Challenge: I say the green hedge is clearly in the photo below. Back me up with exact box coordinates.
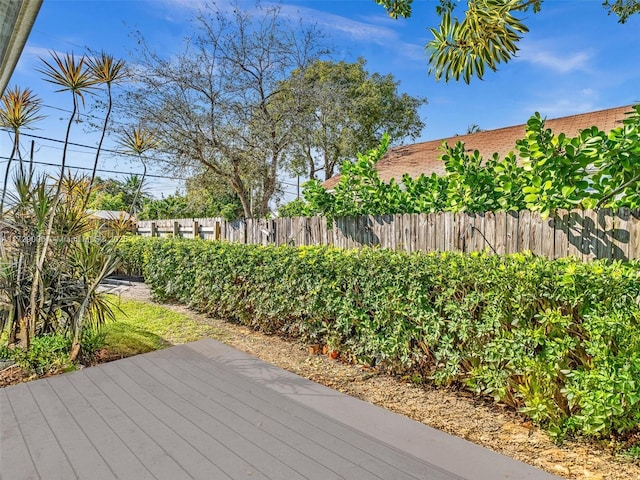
[117,236,640,439]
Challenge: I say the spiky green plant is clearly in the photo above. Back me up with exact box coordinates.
[0,171,119,356]
[85,52,127,193]
[118,126,159,215]
[0,51,122,360]
[23,53,99,347]
[0,86,44,213]
[38,52,98,189]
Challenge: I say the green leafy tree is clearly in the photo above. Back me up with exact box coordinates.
[138,171,243,221]
[375,0,639,83]
[89,191,128,211]
[282,58,425,180]
[88,175,152,213]
[277,198,308,218]
[138,195,189,220]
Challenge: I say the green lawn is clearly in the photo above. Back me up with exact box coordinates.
[101,297,222,358]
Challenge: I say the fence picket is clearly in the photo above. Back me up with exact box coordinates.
[135,209,640,260]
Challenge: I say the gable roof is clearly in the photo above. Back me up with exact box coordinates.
[323,105,634,190]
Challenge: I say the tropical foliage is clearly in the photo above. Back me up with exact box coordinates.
[289,105,640,220]
[137,171,243,221]
[88,175,151,213]
[0,172,120,359]
[0,51,132,360]
[375,0,639,83]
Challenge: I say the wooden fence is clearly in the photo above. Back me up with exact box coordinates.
[135,208,640,261]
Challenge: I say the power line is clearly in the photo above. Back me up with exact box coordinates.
[1,130,322,188]
[40,103,132,128]
[0,129,176,166]
[0,155,186,181]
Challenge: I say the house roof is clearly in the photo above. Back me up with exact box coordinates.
[0,0,42,97]
[323,105,634,190]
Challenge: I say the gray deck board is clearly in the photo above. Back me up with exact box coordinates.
[154,346,446,480]
[0,388,39,480]
[132,352,420,480]
[82,364,229,480]
[3,383,76,479]
[64,370,194,480]
[47,375,156,480]
[122,356,330,480]
[1,339,560,480]
[27,379,115,480]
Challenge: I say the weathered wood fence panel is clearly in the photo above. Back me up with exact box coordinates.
[135,209,640,261]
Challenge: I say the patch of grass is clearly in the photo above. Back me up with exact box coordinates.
[101,297,221,358]
[622,445,640,460]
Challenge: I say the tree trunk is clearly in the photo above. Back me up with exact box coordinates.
[230,173,252,219]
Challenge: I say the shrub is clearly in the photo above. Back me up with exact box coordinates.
[117,236,640,440]
[0,329,107,375]
[0,335,73,376]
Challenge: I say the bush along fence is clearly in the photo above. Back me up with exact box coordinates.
[117,236,640,440]
[136,208,640,261]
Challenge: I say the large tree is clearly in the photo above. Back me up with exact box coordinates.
[282,58,425,180]
[123,2,327,218]
[375,0,639,83]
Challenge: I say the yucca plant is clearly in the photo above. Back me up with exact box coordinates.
[38,52,98,189]
[85,52,127,194]
[0,171,119,356]
[0,86,44,213]
[0,51,123,362]
[118,126,158,215]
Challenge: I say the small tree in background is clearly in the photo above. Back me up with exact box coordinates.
[124,2,329,218]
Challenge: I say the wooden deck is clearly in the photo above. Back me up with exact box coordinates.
[0,339,559,479]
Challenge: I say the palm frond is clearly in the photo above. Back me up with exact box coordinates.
[0,86,45,130]
[86,52,127,86]
[38,51,99,104]
[118,126,159,155]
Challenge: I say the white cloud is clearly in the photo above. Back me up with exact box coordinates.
[13,46,68,75]
[277,4,397,42]
[142,1,425,65]
[276,4,426,64]
[515,41,592,74]
[397,42,427,63]
[520,81,604,118]
[22,45,67,60]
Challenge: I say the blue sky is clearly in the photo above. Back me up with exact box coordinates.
[4,0,640,200]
